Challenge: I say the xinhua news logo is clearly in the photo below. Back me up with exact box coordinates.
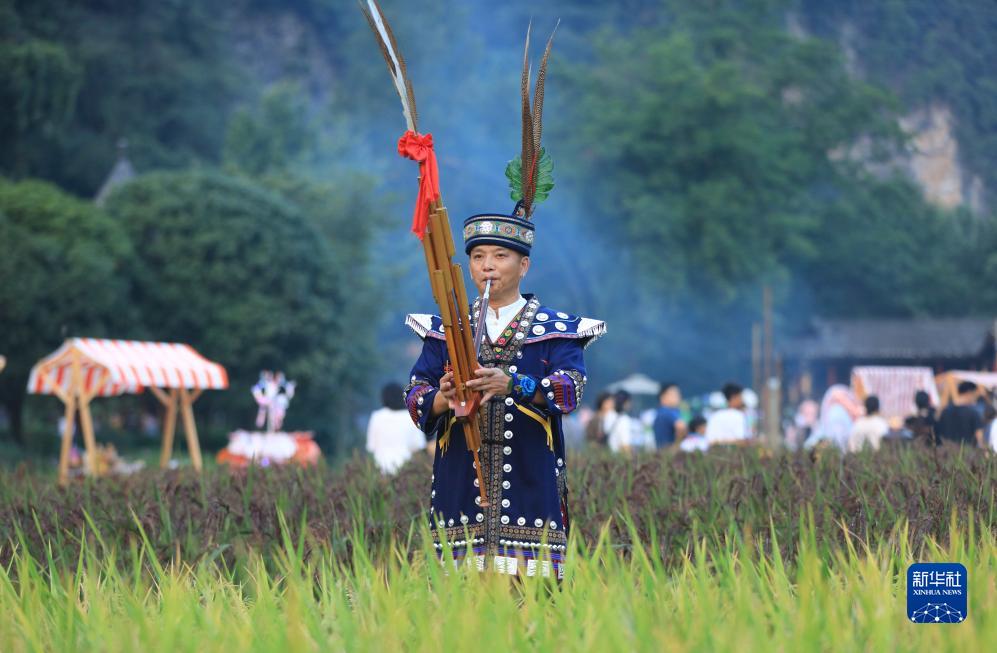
[907,563,968,624]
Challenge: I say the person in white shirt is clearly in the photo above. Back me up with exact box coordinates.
[705,383,750,444]
[607,390,637,453]
[847,395,890,453]
[366,382,427,474]
[986,408,997,452]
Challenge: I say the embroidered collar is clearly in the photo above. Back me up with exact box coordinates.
[473,294,541,364]
[484,295,526,342]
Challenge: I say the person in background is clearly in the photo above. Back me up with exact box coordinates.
[607,390,637,454]
[788,399,819,449]
[804,385,864,451]
[585,391,614,448]
[848,395,890,453]
[705,383,749,444]
[562,404,587,451]
[985,404,997,453]
[365,382,426,474]
[741,388,760,437]
[983,404,997,451]
[653,382,687,449]
[882,415,913,446]
[704,391,726,421]
[936,381,985,448]
[678,415,709,452]
[904,390,937,447]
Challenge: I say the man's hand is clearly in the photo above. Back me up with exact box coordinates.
[466,367,511,403]
[431,372,457,416]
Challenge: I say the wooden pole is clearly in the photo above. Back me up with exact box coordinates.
[57,391,77,486]
[992,319,997,371]
[42,355,82,485]
[78,392,99,477]
[761,286,775,440]
[751,322,762,397]
[179,387,203,472]
[768,354,784,447]
[158,388,179,469]
[69,348,98,476]
[39,368,70,405]
[763,286,773,384]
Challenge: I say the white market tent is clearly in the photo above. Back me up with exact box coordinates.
[27,338,228,484]
[606,373,661,396]
[850,365,939,419]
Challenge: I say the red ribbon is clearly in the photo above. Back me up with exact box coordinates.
[397,130,441,239]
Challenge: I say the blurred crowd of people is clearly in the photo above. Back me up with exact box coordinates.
[794,380,996,453]
[366,377,997,474]
[579,382,760,454]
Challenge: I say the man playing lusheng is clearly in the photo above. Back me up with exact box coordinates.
[401,27,604,576]
[404,219,604,577]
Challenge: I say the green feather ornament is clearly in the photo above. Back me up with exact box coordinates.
[505,148,554,205]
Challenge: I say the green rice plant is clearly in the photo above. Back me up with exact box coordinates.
[0,512,993,652]
[1,445,994,573]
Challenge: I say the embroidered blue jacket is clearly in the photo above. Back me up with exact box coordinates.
[404,294,605,567]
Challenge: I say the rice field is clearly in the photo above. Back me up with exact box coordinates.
[1,445,994,651]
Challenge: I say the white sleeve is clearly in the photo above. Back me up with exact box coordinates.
[409,421,426,453]
[607,417,627,450]
[622,417,635,446]
[846,423,861,453]
[365,411,379,454]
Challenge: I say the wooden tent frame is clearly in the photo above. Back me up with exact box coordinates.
[31,347,208,485]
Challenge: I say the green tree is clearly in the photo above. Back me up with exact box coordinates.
[1,0,241,195]
[0,178,135,443]
[560,1,898,299]
[221,82,388,447]
[0,39,82,176]
[798,177,995,318]
[800,0,997,209]
[224,83,313,179]
[104,170,368,450]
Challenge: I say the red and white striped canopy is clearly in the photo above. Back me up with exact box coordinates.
[851,366,939,419]
[27,338,228,398]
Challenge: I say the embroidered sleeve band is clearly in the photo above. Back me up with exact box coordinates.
[405,381,439,433]
[508,373,538,405]
[540,369,585,415]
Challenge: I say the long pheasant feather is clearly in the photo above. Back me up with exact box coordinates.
[520,23,535,215]
[506,22,558,216]
[360,0,417,132]
[371,0,418,130]
[531,22,558,157]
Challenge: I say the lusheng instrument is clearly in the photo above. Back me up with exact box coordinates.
[360,0,490,506]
